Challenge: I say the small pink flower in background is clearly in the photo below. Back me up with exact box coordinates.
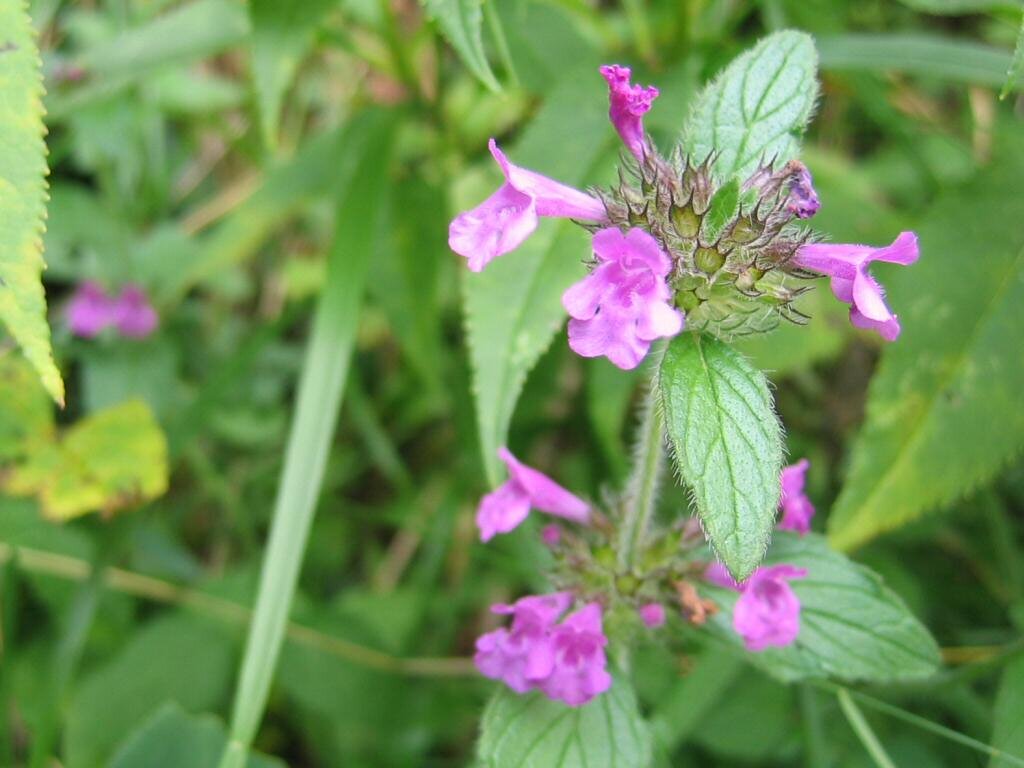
[785,162,820,219]
[778,458,815,535]
[638,603,665,629]
[563,227,684,370]
[449,139,607,272]
[600,64,659,162]
[704,562,807,651]
[476,447,589,542]
[793,231,919,341]
[66,281,158,340]
[541,524,562,547]
[475,595,612,706]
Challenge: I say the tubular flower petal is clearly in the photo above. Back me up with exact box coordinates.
[475,447,589,542]
[793,231,919,341]
[449,139,607,271]
[778,458,815,535]
[733,565,807,652]
[564,227,683,370]
[600,64,659,161]
[785,162,820,219]
[539,603,613,706]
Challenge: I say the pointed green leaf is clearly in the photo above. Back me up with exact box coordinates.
[990,655,1024,768]
[827,139,1024,551]
[706,533,941,683]
[1001,10,1024,100]
[684,30,818,181]
[0,1,63,404]
[422,0,500,92]
[250,0,336,151]
[477,679,652,768]
[659,333,783,581]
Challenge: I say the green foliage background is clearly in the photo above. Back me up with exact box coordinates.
[0,0,1023,765]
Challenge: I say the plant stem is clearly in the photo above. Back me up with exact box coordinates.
[619,356,666,571]
[836,688,897,768]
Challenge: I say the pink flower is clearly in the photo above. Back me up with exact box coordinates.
[704,561,738,589]
[638,603,665,629]
[778,459,814,535]
[476,448,589,542]
[449,139,607,272]
[66,281,116,338]
[600,64,659,162]
[474,596,612,707]
[539,604,613,706]
[563,228,684,370]
[785,162,820,219]
[475,593,572,693]
[112,285,158,338]
[705,562,807,651]
[793,232,919,341]
[541,524,562,547]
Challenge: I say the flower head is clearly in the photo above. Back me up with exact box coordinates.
[733,565,807,652]
[539,603,613,706]
[66,281,116,338]
[793,232,919,341]
[563,228,684,370]
[778,458,814,535]
[639,603,666,629]
[449,139,607,272]
[476,447,589,542]
[600,65,659,162]
[113,285,158,338]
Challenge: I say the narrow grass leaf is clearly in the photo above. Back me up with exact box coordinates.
[422,0,501,91]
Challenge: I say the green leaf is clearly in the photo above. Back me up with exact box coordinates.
[897,0,1019,12]
[705,533,941,683]
[827,140,1024,551]
[5,399,169,521]
[65,615,235,768]
[463,71,614,484]
[658,333,783,581]
[818,34,1020,91]
[0,1,64,405]
[0,352,55,461]
[684,30,818,181]
[110,703,283,768]
[1001,10,1024,100]
[250,0,336,151]
[990,655,1024,768]
[477,679,652,768]
[422,0,500,92]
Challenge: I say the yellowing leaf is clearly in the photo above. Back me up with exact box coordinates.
[0,351,55,460]
[6,400,169,521]
[0,1,64,404]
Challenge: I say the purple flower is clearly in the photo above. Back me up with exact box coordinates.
[541,524,562,547]
[704,562,807,651]
[476,447,589,542]
[475,593,572,693]
[785,162,820,219]
[600,64,659,162]
[66,281,116,338]
[112,285,158,338]
[563,227,684,370]
[539,603,613,706]
[449,139,607,272]
[638,603,665,629]
[778,459,814,535]
[704,561,738,590]
[793,232,919,341]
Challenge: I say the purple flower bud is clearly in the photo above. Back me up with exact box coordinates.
[449,139,607,272]
[476,447,589,542]
[112,284,158,338]
[778,458,814,535]
[639,602,665,629]
[66,281,116,338]
[563,227,684,370]
[600,64,659,162]
[793,231,919,341]
[541,524,562,547]
[539,603,613,707]
[785,162,820,219]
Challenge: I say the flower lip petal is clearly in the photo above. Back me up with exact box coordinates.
[448,183,538,271]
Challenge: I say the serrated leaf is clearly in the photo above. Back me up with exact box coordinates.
[110,703,283,768]
[1001,10,1024,100]
[463,71,614,484]
[659,333,783,581]
[477,679,652,768]
[684,30,818,181]
[701,177,740,244]
[990,655,1024,768]
[5,399,168,521]
[422,0,500,92]
[705,533,941,683]
[0,351,54,460]
[827,139,1024,551]
[0,1,64,404]
[250,0,336,151]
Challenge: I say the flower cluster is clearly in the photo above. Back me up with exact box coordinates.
[449,65,920,370]
[66,281,158,340]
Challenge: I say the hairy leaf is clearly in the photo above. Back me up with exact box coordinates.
[828,141,1024,551]
[991,655,1024,768]
[0,2,64,404]
[477,679,652,767]
[422,0,500,92]
[659,333,783,581]
[706,533,941,682]
[463,70,614,484]
[685,30,818,181]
